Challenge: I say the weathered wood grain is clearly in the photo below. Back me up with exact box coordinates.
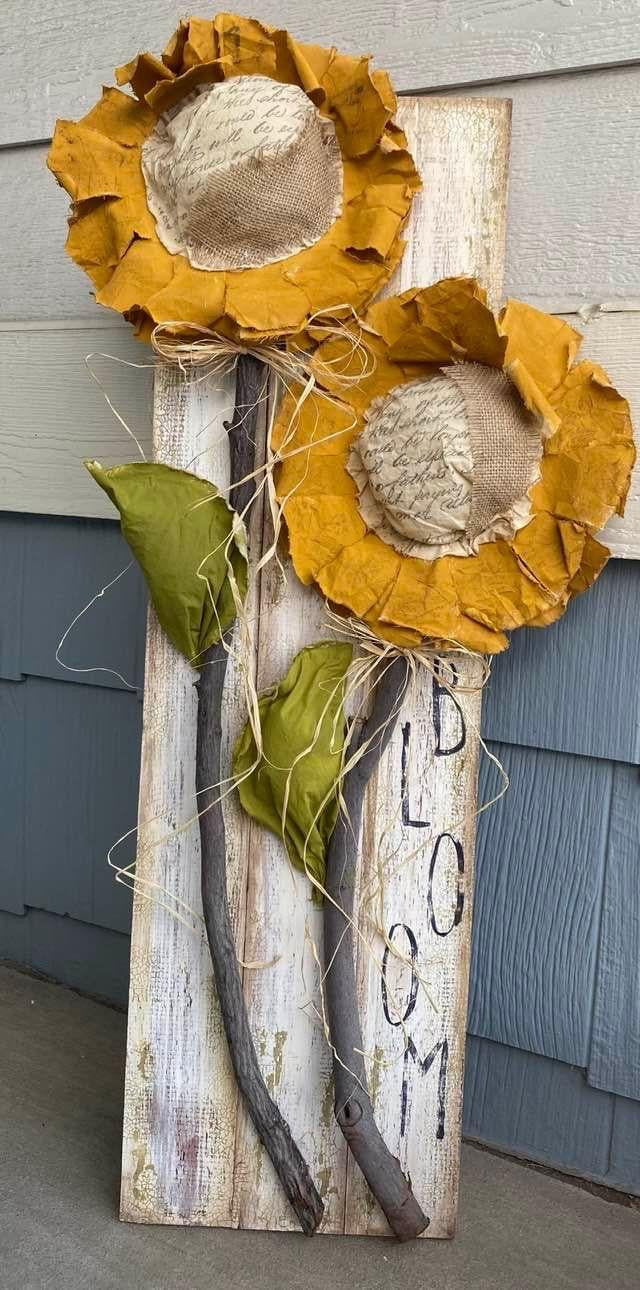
[120,364,260,1224]
[234,94,508,1238]
[3,0,640,146]
[121,94,509,1235]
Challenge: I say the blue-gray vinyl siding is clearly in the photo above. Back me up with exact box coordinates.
[1,511,639,1190]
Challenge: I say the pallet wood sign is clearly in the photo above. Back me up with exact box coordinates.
[47,9,636,1242]
[119,94,511,1236]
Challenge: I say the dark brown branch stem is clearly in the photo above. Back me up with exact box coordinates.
[196,353,323,1235]
[324,656,430,1241]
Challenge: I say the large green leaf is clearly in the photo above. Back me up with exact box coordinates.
[233,642,353,892]
[86,460,247,663]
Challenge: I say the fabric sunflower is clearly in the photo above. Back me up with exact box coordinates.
[47,12,421,342]
[274,277,635,653]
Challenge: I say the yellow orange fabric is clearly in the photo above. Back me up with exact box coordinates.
[274,278,635,653]
[47,13,421,342]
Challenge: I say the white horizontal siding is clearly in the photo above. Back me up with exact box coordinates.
[2,0,640,145]
[0,325,153,517]
[0,15,638,547]
[3,310,636,556]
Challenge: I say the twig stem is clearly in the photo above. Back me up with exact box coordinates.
[196,353,324,1235]
[324,656,430,1240]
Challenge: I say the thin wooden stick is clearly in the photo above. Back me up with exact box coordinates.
[196,354,324,1236]
[324,655,430,1240]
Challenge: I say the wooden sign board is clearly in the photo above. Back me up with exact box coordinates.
[120,95,511,1236]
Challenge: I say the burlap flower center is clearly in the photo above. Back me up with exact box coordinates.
[347,366,545,560]
[141,75,343,272]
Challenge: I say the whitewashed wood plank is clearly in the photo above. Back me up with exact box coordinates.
[120,364,262,1224]
[220,93,510,1238]
[230,551,349,1234]
[9,67,640,327]
[0,325,152,517]
[342,95,507,1238]
[344,660,483,1236]
[121,93,509,1235]
[3,0,640,145]
[231,95,509,1236]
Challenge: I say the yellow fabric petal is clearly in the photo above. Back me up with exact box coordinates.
[451,540,555,633]
[80,87,156,146]
[413,279,506,367]
[285,494,366,584]
[283,35,327,105]
[182,17,218,67]
[48,121,142,201]
[145,61,226,113]
[501,300,582,397]
[213,12,278,77]
[161,20,191,71]
[274,389,356,460]
[225,265,310,336]
[531,361,635,527]
[381,556,509,653]
[66,196,154,268]
[512,513,585,598]
[566,532,610,595]
[320,52,394,157]
[507,358,560,432]
[526,534,610,627]
[96,238,175,316]
[315,533,402,620]
[389,323,465,364]
[143,261,227,328]
[116,52,173,101]
[345,196,410,263]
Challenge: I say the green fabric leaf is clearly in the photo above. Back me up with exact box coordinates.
[86,460,247,663]
[233,642,353,893]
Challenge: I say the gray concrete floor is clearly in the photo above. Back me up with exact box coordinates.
[1,965,638,1290]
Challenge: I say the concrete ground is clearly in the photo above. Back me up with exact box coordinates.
[1,965,638,1290]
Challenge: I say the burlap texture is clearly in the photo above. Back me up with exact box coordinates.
[142,75,343,272]
[448,362,542,541]
[347,366,544,561]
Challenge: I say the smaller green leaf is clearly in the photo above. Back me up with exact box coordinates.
[233,642,353,894]
[86,460,247,663]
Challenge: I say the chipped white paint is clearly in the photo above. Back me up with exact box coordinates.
[121,365,259,1223]
[121,95,510,1234]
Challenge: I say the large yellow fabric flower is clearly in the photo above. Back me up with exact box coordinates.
[274,278,635,653]
[47,12,420,342]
